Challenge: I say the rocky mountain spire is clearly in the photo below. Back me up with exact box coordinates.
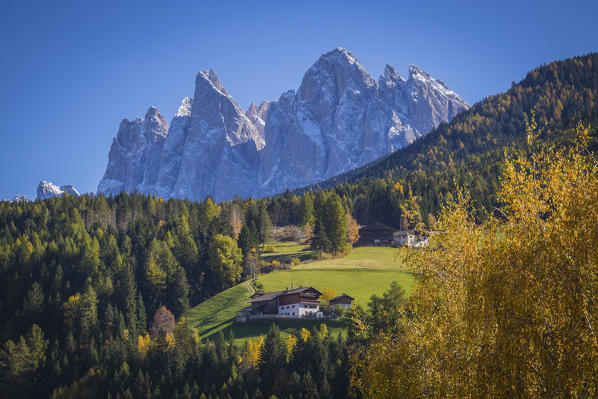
[246,101,270,137]
[97,106,168,196]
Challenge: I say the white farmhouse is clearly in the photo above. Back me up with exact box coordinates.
[393,229,429,248]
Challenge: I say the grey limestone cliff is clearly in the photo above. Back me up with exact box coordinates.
[98,48,469,201]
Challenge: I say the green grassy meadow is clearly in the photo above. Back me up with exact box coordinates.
[294,246,404,270]
[260,241,315,263]
[185,283,251,340]
[185,245,415,344]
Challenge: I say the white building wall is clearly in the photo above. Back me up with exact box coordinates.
[278,303,319,318]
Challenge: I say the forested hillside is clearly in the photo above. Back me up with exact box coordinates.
[0,189,357,398]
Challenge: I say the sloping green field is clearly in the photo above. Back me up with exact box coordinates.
[260,241,315,263]
[185,246,414,344]
[185,282,252,340]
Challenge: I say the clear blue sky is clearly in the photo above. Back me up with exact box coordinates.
[1,0,596,199]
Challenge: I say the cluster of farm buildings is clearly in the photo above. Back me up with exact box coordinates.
[356,222,429,248]
[236,286,353,323]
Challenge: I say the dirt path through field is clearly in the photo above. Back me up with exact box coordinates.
[243,280,255,296]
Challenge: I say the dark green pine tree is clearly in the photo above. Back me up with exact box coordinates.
[325,194,347,254]
[300,372,318,399]
[137,292,147,332]
[257,203,272,248]
[168,265,190,316]
[310,217,331,254]
[259,324,286,396]
[172,216,199,273]
[237,221,259,256]
[299,193,315,227]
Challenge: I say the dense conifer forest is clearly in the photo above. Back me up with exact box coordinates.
[1,53,597,398]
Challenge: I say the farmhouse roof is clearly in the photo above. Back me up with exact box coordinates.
[249,286,323,303]
[394,229,416,235]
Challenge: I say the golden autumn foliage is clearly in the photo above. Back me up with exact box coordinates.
[164,333,175,350]
[244,335,265,367]
[318,323,329,340]
[137,334,150,358]
[320,288,338,308]
[351,123,598,398]
[286,334,297,356]
[345,212,360,244]
[300,328,311,343]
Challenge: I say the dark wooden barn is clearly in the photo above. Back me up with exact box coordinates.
[356,222,397,246]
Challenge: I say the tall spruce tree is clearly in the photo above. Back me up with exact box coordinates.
[260,324,286,396]
[326,195,347,254]
[299,193,315,227]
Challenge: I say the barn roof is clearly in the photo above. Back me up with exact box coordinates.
[329,294,354,302]
[359,222,396,232]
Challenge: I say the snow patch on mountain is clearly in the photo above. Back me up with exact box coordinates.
[37,181,80,200]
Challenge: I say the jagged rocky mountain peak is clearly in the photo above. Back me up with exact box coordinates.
[175,97,194,117]
[257,101,270,114]
[246,101,258,115]
[37,180,80,200]
[324,47,360,65]
[38,181,61,199]
[406,64,451,91]
[145,105,159,117]
[197,68,225,93]
[60,185,80,196]
[300,47,376,98]
[208,68,219,84]
[98,48,469,201]
[10,195,28,202]
[144,106,169,141]
[245,101,270,136]
[381,64,404,84]
[246,101,270,118]
[408,64,427,78]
